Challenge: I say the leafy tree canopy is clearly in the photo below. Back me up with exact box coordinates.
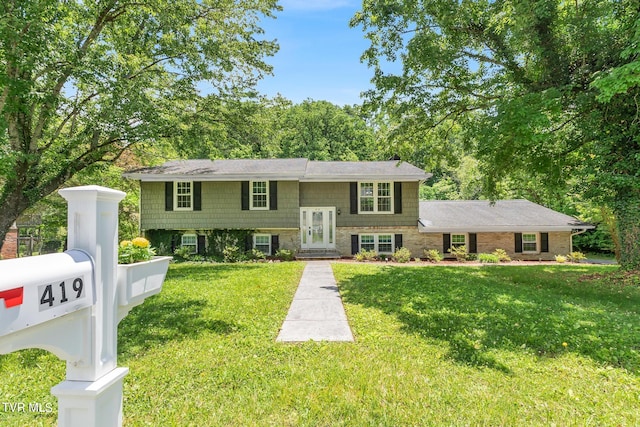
[0,0,279,243]
[353,0,640,269]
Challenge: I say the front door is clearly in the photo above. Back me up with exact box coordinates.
[300,207,336,250]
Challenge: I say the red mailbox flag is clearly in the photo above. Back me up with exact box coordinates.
[0,287,24,308]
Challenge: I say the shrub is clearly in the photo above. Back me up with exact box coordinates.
[173,246,192,262]
[424,249,444,263]
[222,245,246,263]
[555,255,567,263]
[492,249,511,262]
[275,248,295,261]
[249,248,267,261]
[354,249,378,262]
[392,247,412,263]
[478,253,500,263]
[119,237,156,264]
[567,251,587,263]
[449,245,468,262]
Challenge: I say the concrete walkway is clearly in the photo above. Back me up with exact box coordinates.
[276,261,354,342]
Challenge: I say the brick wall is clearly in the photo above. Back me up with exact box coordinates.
[1,226,18,259]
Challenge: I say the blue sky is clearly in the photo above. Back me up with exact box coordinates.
[256,0,374,106]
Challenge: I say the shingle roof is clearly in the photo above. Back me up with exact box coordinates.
[123,158,430,181]
[418,200,593,232]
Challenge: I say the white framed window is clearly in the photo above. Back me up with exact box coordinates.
[359,181,393,214]
[181,234,197,254]
[251,180,269,210]
[253,234,271,255]
[174,181,193,210]
[451,234,466,249]
[522,233,538,253]
[359,234,394,254]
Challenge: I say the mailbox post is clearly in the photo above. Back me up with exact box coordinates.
[0,185,168,427]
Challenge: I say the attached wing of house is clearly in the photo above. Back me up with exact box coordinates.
[418,200,593,259]
[123,159,592,260]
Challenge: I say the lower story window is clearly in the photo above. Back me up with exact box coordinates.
[359,234,394,254]
[451,234,466,249]
[181,234,197,254]
[254,234,271,255]
[522,233,538,252]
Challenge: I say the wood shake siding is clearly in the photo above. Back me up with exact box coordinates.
[299,182,420,227]
[140,181,300,230]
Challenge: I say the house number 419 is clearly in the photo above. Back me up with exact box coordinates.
[38,278,85,312]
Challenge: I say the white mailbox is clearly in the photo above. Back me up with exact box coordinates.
[0,250,94,337]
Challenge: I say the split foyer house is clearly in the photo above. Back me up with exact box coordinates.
[123,158,592,260]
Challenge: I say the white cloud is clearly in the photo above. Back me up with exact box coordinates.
[279,0,355,11]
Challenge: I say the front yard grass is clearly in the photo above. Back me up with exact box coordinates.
[2,262,639,426]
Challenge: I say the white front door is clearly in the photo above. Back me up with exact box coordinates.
[300,207,336,250]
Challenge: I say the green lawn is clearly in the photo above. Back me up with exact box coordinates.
[2,262,640,426]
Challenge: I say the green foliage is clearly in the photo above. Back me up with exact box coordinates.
[275,248,294,261]
[0,0,280,243]
[567,252,587,263]
[146,229,180,256]
[492,249,512,263]
[354,249,378,262]
[424,249,444,263]
[222,245,246,263]
[354,0,639,269]
[449,245,468,262]
[173,246,193,262]
[118,237,156,264]
[207,229,254,258]
[478,253,500,264]
[392,247,412,263]
[250,248,267,261]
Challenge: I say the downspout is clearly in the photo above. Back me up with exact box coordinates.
[570,229,588,251]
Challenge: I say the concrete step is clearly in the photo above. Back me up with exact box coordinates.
[295,250,342,260]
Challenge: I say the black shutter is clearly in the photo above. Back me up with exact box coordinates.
[241,181,249,210]
[515,233,523,253]
[443,233,451,253]
[193,182,202,211]
[197,235,206,255]
[271,235,279,254]
[469,233,477,253]
[244,234,253,251]
[351,235,359,255]
[541,233,549,253]
[269,181,278,210]
[394,234,403,249]
[170,233,179,253]
[394,182,402,214]
[350,182,358,214]
[165,182,173,211]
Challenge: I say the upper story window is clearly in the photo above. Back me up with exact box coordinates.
[174,181,193,210]
[251,180,269,210]
[359,181,393,214]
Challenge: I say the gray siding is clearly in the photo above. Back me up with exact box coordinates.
[140,181,299,230]
[299,182,419,227]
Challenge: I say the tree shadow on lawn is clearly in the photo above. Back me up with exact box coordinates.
[338,265,640,374]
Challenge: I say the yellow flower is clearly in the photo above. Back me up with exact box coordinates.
[132,237,150,248]
[562,342,568,348]
[120,240,132,247]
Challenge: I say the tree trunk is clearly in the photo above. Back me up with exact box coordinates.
[614,196,640,271]
[0,187,30,250]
